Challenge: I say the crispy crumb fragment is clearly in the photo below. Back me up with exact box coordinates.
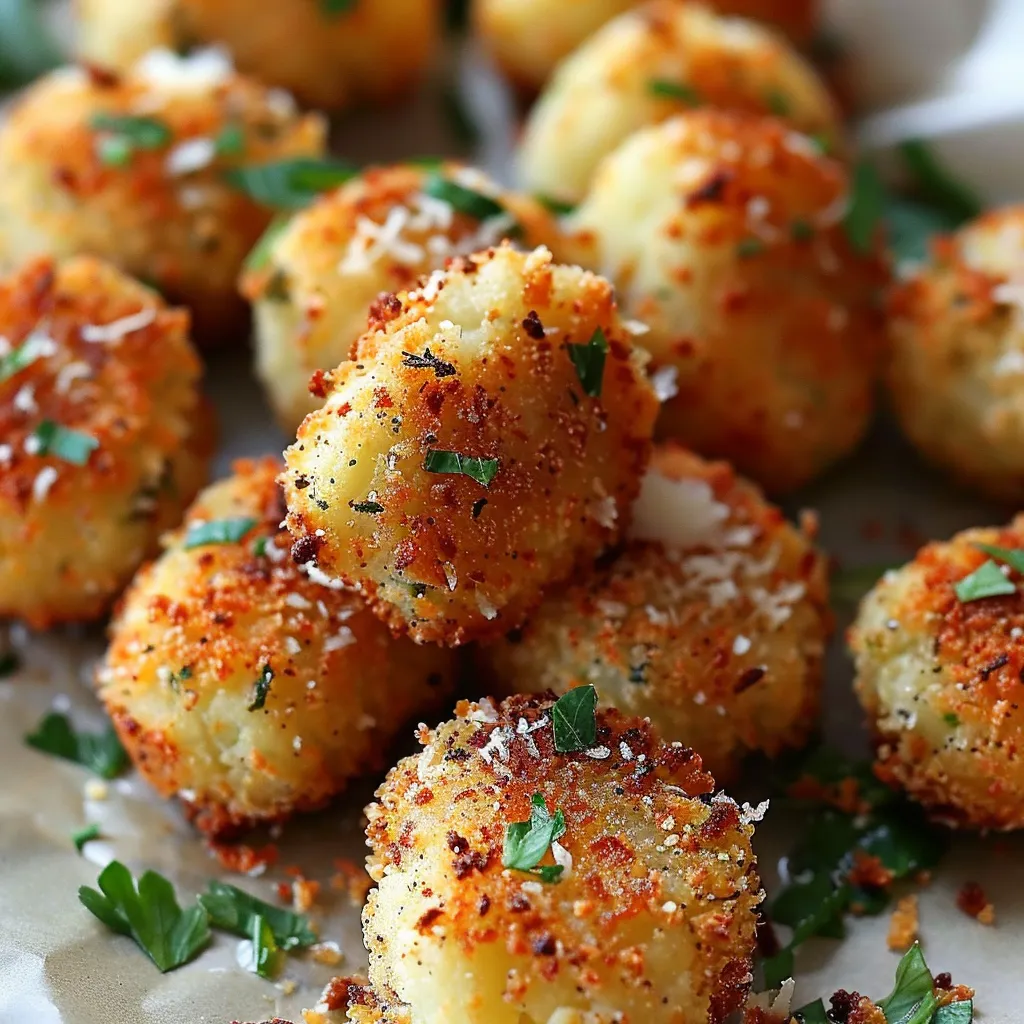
[887,894,919,951]
[956,881,995,925]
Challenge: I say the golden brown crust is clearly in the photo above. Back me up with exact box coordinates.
[0,59,325,344]
[478,444,830,781]
[99,458,454,836]
[282,243,659,646]
[850,514,1024,830]
[0,254,209,626]
[360,694,762,1024]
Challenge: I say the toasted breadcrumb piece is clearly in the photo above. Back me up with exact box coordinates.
[887,894,919,951]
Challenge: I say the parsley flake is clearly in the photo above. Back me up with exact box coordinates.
[422,173,510,224]
[72,822,102,853]
[244,214,291,275]
[91,114,172,166]
[424,449,500,487]
[79,860,210,973]
[32,420,99,465]
[647,79,702,105]
[183,516,257,550]
[899,140,982,224]
[243,914,279,978]
[0,333,49,382]
[503,793,566,882]
[198,880,317,951]
[567,326,608,398]
[536,194,577,217]
[844,161,886,254]
[972,542,1024,574]
[214,121,246,157]
[248,665,274,711]
[321,0,357,13]
[401,348,456,378]
[765,88,791,115]
[226,158,358,209]
[954,559,1016,603]
[879,943,938,1024]
[551,685,597,753]
[943,713,960,728]
[351,500,384,514]
[736,237,766,258]
[25,711,128,779]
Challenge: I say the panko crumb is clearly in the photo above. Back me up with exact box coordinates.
[956,882,995,925]
[208,840,279,876]
[332,858,373,908]
[887,894,919,951]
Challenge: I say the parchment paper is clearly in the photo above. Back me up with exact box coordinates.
[2,7,1024,1022]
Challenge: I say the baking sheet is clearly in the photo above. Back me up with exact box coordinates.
[3,5,1024,1022]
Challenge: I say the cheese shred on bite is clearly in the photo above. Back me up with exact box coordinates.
[479,444,830,782]
[281,243,660,646]
[0,255,210,627]
[98,459,454,837]
[354,694,762,1024]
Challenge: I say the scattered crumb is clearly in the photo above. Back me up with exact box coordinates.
[331,858,372,908]
[292,876,321,913]
[276,979,297,996]
[914,870,933,887]
[207,840,279,876]
[788,774,869,815]
[310,941,344,966]
[887,894,919,951]
[957,881,995,925]
[849,851,896,891]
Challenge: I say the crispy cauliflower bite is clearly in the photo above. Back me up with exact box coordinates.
[0,256,209,628]
[77,0,439,110]
[478,445,829,781]
[358,694,762,1024]
[518,1,840,204]
[850,516,1024,831]
[476,0,820,95]
[569,111,888,494]
[241,164,562,432]
[282,244,659,646]
[887,207,1024,502]
[0,53,325,344]
[98,459,454,837]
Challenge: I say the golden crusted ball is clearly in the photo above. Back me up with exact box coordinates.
[240,164,562,432]
[569,110,888,494]
[478,444,829,781]
[887,206,1024,502]
[0,256,210,628]
[98,458,455,837]
[0,54,325,344]
[849,516,1024,832]
[281,243,660,646]
[358,693,762,1024]
[518,0,840,204]
[76,0,440,111]
[476,0,821,95]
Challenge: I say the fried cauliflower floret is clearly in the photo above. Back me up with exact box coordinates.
[358,694,762,1024]
[476,0,820,95]
[887,206,1024,502]
[282,244,659,646]
[241,164,562,432]
[76,0,439,111]
[0,52,325,344]
[518,1,840,204]
[478,445,829,781]
[0,256,209,628]
[569,111,888,494]
[98,459,455,837]
[849,515,1024,831]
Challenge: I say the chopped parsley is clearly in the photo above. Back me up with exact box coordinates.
[567,326,608,398]
[0,651,19,676]
[765,88,791,116]
[883,196,959,265]
[441,85,479,149]
[790,218,815,242]
[401,348,456,378]
[321,0,356,13]
[243,214,291,275]
[351,500,384,514]
[422,173,510,224]
[252,536,269,558]
[830,562,896,606]
[214,121,246,157]
[32,421,99,465]
[79,861,210,973]
[0,334,48,382]
[91,114,172,166]
[72,823,102,853]
[954,559,1016,603]
[844,160,886,254]
[424,449,500,487]
[183,516,257,550]
[647,79,702,105]
[736,237,766,258]
[0,0,62,88]
[535,194,577,217]
[225,158,359,209]
[899,140,982,224]
[25,711,128,779]
[972,542,1024,574]
[943,713,961,728]
[551,685,597,753]
[503,793,566,883]
[168,666,193,692]
[242,914,279,978]
[198,881,317,951]
[248,665,274,711]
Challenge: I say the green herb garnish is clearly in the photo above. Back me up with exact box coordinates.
[831,563,896,606]
[424,449,499,487]
[883,196,959,265]
[943,713,960,728]
[899,140,982,224]
[567,326,608,398]
[91,114,172,166]
[954,560,1016,603]
[214,122,246,157]
[243,914,279,978]
[248,665,273,711]
[551,685,597,753]
[32,420,99,465]
[25,712,128,779]
[72,823,102,853]
[183,516,257,550]
[765,88,791,116]
[844,161,886,254]
[536,194,577,217]
[503,793,566,882]
[647,79,702,105]
[422,173,509,223]
[243,214,291,276]
[972,542,1024,574]
[737,238,766,258]
[0,0,61,88]
[226,158,358,209]
[198,880,316,950]
[441,85,479,149]
[79,860,210,973]
[351,500,384,514]
[0,333,49,382]
[321,0,356,13]
[791,218,815,242]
